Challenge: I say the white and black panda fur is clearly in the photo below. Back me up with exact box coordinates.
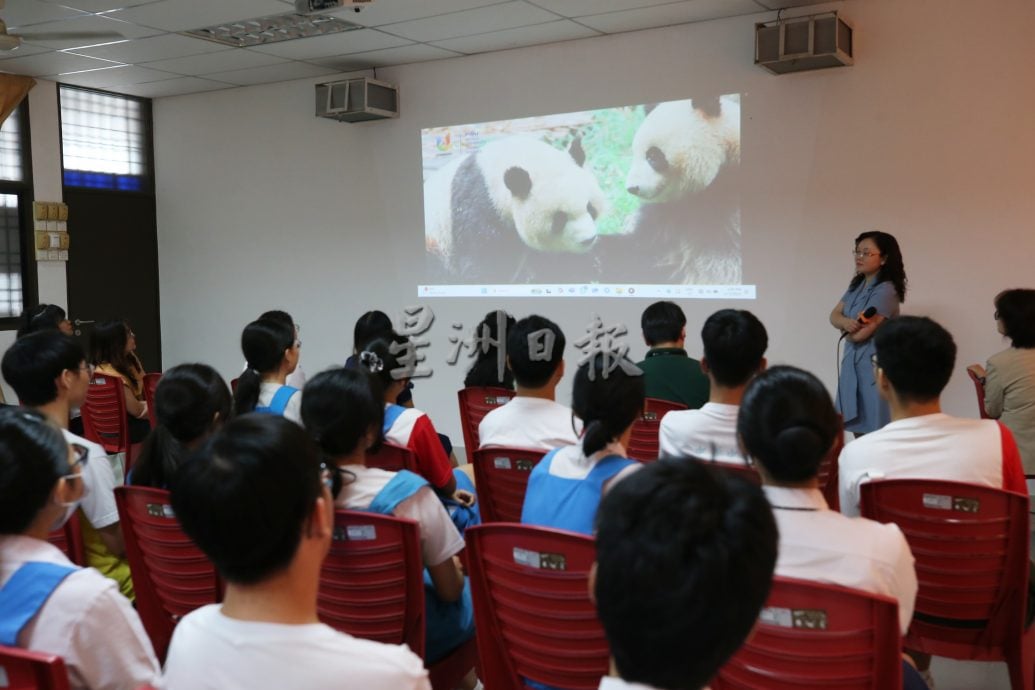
[424,136,606,283]
[600,94,741,284]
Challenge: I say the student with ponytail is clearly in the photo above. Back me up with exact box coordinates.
[521,352,645,536]
[130,364,232,489]
[235,317,302,424]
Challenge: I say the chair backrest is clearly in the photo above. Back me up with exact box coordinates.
[714,576,902,690]
[627,413,661,462]
[708,460,761,486]
[465,523,608,690]
[643,397,688,417]
[318,510,425,657]
[142,372,162,428]
[860,479,1029,654]
[472,447,546,522]
[0,645,70,690]
[967,368,991,419]
[457,387,513,463]
[229,377,239,393]
[80,375,128,456]
[114,486,222,662]
[46,514,86,566]
[366,442,418,473]
[817,415,845,510]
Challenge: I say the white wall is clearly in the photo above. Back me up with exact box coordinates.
[152,0,1035,443]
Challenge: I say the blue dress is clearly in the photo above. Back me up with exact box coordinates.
[835,279,899,434]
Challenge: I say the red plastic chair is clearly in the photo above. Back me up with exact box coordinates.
[817,415,845,511]
[714,576,903,690]
[860,479,1033,690]
[46,514,86,566]
[142,372,162,428]
[471,447,545,522]
[627,413,661,462]
[114,486,222,663]
[968,368,991,419]
[318,510,477,690]
[80,375,135,479]
[366,441,418,473]
[709,460,761,486]
[465,523,608,690]
[457,387,513,464]
[229,377,239,393]
[643,396,688,417]
[0,645,70,690]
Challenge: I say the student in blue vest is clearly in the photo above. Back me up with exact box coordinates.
[234,317,302,424]
[521,352,646,536]
[300,368,478,686]
[0,407,160,689]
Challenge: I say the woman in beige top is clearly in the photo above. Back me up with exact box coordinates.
[90,319,151,443]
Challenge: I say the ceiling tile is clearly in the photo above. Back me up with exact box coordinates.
[69,33,227,62]
[116,75,236,97]
[0,43,51,60]
[381,1,559,43]
[204,59,337,86]
[432,19,598,54]
[308,43,462,71]
[141,48,289,76]
[529,0,697,18]
[18,15,162,51]
[248,28,411,60]
[40,0,166,12]
[5,1,88,29]
[577,0,762,33]
[57,63,177,87]
[0,49,120,76]
[340,0,504,27]
[109,0,291,32]
[754,0,831,9]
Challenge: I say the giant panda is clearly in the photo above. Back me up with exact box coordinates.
[424,136,606,284]
[598,94,741,285]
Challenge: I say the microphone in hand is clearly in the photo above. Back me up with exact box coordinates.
[856,306,878,324]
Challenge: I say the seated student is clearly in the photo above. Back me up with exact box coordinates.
[659,309,767,464]
[593,458,777,690]
[521,353,644,536]
[90,319,151,443]
[635,301,710,409]
[840,316,1027,517]
[301,368,477,682]
[463,310,516,390]
[346,311,418,407]
[2,332,134,598]
[0,408,160,689]
[478,315,581,451]
[16,303,73,338]
[163,415,429,690]
[130,364,232,489]
[235,317,303,424]
[243,310,306,389]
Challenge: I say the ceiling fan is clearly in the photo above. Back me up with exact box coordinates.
[0,0,124,51]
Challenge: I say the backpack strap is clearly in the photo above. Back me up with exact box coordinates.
[0,562,78,646]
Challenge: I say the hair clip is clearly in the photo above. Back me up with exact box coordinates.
[359,351,384,373]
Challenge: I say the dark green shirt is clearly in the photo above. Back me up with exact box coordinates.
[636,347,710,409]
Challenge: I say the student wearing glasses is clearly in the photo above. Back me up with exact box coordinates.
[829,231,908,436]
[0,407,160,690]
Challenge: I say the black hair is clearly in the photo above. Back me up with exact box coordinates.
[874,316,956,402]
[235,318,296,415]
[131,364,232,489]
[259,310,296,331]
[17,304,68,339]
[847,231,907,303]
[573,353,645,456]
[738,366,839,483]
[301,367,385,460]
[89,319,142,383]
[994,289,1035,349]
[641,301,686,347]
[506,315,566,389]
[0,408,71,534]
[170,414,323,585]
[2,331,86,406]
[701,309,768,388]
[353,310,393,355]
[464,310,516,389]
[595,458,777,690]
[361,333,409,392]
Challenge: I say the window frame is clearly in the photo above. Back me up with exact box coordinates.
[0,100,37,332]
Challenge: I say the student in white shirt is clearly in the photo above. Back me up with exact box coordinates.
[163,414,429,690]
[234,316,303,424]
[479,314,581,451]
[241,310,306,389]
[659,309,767,464]
[0,408,160,690]
[593,458,777,690]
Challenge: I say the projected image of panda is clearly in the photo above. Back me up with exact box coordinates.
[601,94,741,284]
[424,136,606,283]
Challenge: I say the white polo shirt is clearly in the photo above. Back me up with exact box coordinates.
[763,486,917,634]
[658,403,746,465]
[62,429,119,530]
[838,413,1028,518]
[478,396,582,451]
[598,677,667,690]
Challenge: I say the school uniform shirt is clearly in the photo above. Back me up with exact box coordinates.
[163,604,430,690]
[636,347,710,410]
[839,413,1028,518]
[0,536,160,690]
[258,381,302,425]
[478,396,582,451]
[384,405,454,490]
[658,403,745,464]
[241,362,306,390]
[598,678,667,690]
[764,486,917,634]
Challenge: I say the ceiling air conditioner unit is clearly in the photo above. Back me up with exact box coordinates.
[755,11,853,75]
[315,77,399,123]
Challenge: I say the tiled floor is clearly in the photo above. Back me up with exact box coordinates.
[930,657,1011,689]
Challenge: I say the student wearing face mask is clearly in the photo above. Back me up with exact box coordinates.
[0,408,160,690]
